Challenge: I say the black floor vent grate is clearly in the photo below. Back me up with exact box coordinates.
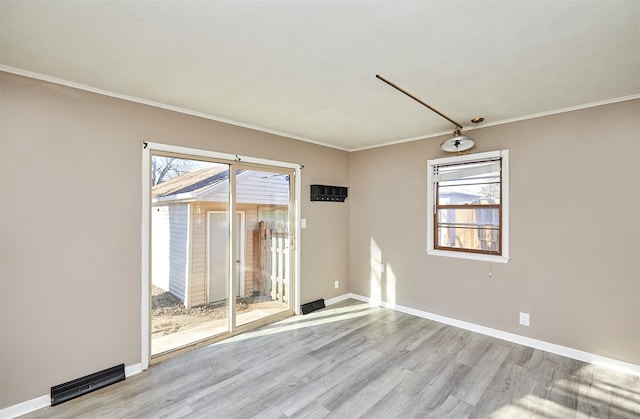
[301,298,325,315]
[51,364,125,406]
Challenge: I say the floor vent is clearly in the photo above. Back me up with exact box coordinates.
[51,364,125,406]
[301,298,325,315]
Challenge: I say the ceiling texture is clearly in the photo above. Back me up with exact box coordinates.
[1,0,638,151]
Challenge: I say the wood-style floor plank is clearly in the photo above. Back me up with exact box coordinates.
[20,299,640,418]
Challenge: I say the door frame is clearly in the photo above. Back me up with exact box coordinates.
[142,142,301,370]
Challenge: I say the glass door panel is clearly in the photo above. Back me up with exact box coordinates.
[150,156,230,356]
[234,168,292,327]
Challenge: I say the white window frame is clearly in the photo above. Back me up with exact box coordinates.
[426,149,510,263]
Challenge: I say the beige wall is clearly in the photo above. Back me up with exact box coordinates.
[349,99,640,365]
[0,72,350,408]
[1,70,637,410]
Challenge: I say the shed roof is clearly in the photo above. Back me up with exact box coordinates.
[152,167,290,206]
[152,166,230,199]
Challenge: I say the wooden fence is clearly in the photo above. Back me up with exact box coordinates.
[254,221,289,303]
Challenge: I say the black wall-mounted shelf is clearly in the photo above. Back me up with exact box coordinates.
[310,184,348,202]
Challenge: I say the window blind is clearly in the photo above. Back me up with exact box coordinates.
[432,159,501,183]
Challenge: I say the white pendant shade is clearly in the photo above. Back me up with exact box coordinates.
[440,135,475,152]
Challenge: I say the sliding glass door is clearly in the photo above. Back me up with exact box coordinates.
[149,151,295,357]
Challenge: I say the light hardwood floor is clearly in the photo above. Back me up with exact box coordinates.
[22,300,640,418]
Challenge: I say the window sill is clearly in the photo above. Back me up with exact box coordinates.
[425,248,510,264]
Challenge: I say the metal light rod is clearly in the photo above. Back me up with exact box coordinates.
[375,74,463,129]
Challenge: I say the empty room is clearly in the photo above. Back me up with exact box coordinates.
[0,1,638,418]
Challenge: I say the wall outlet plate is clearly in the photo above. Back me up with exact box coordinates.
[519,312,530,326]
[334,280,339,289]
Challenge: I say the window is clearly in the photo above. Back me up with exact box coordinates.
[427,150,509,263]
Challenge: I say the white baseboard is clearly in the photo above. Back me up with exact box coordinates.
[0,395,50,419]
[324,293,353,307]
[125,363,143,377]
[328,293,640,377]
[0,363,143,419]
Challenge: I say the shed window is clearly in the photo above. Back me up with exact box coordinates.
[427,150,509,263]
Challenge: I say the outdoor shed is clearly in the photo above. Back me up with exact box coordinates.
[152,166,290,309]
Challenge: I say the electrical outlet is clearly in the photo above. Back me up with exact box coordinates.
[301,218,307,229]
[519,312,530,326]
[334,280,339,289]
[380,264,385,273]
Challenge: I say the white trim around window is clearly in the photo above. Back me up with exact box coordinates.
[426,149,510,263]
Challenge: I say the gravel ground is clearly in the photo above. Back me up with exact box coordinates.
[151,286,285,340]
[151,285,247,318]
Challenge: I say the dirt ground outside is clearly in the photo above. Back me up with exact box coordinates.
[151,286,289,354]
[151,285,248,337]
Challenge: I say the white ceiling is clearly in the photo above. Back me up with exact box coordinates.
[1,1,638,151]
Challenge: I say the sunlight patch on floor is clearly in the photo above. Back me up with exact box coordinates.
[490,363,640,418]
[491,394,583,418]
[211,303,379,345]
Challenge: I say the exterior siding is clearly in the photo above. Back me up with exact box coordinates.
[151,203,190,304]
[201,171,290,205]
[151,205,171,291]
[235,172,290,205]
